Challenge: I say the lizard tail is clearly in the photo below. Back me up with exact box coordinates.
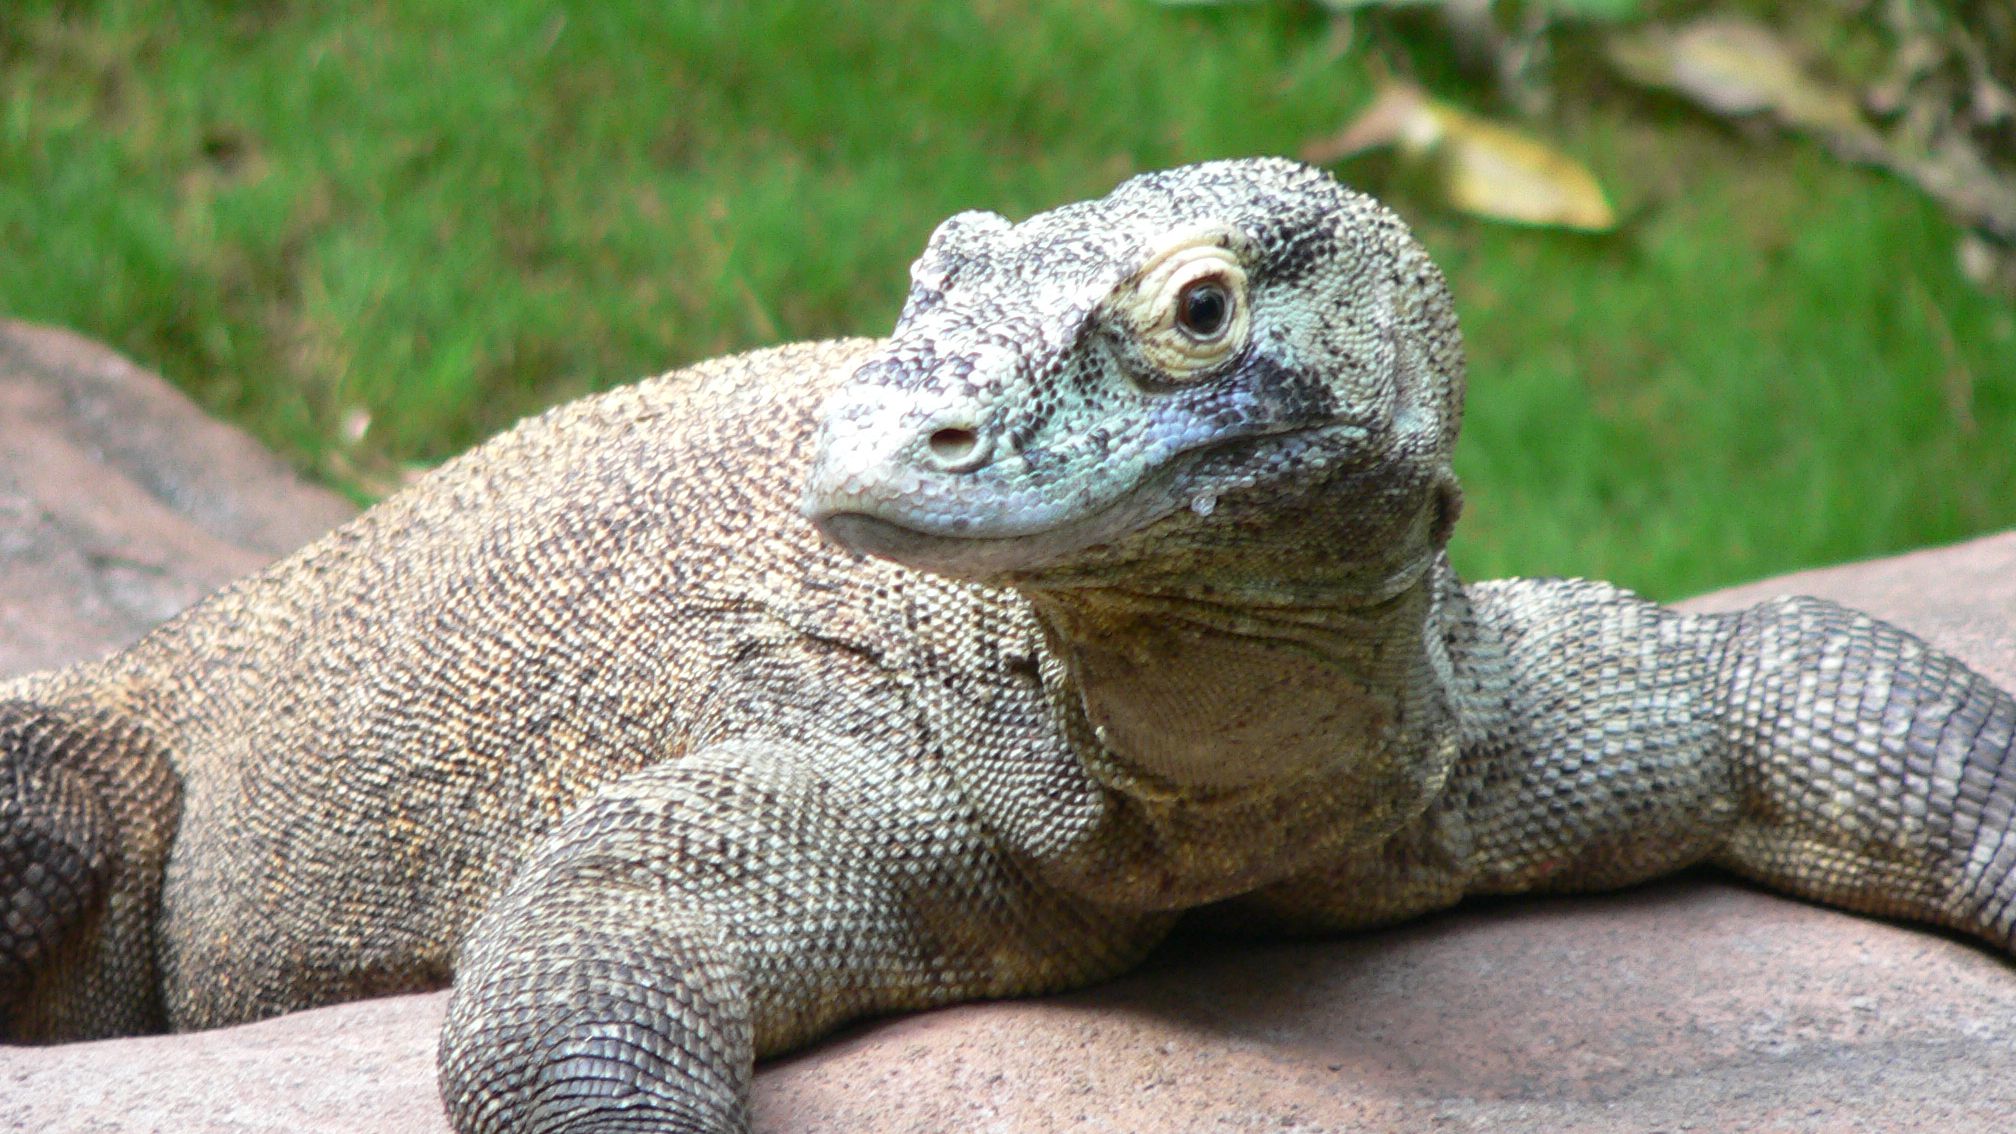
[0,696,180,1040]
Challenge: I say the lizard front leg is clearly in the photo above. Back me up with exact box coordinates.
[1435,580,2016,949]
[1709,595,2016,944]
[438,737,1166,1134]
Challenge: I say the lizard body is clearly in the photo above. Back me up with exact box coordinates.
[2,159,2011,1134]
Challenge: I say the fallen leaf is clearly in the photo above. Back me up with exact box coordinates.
[1606,17,1885,161]
[1607,13,2016,250]
[1428,101,1616,230]
[1304,83,1616,231]
[1300,83,1428,164]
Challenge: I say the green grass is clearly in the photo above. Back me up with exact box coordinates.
[1,0,2011,600]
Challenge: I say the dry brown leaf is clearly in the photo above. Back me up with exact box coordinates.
[1607,13,2016,251]
[1300,83,1428,164]
[1606,17,1885,161]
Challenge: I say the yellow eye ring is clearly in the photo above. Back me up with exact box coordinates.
[1115,226,1252,382]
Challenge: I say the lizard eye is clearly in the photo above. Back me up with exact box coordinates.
[1116,226,1252,383]
[1176,279,1232,341]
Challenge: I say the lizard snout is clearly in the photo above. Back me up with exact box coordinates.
[801,377,995,539]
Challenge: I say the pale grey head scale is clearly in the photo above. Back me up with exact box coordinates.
[803,157,1467,582]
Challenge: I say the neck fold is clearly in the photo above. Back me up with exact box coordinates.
[997,554,1463,911]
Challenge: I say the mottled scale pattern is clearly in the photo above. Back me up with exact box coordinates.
[1,159,2012,1134]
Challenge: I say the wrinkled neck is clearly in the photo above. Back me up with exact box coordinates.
[1026,559,1447,796]
[968,454,1473,910]
[998,551,1466,911]
[1017,453,1463,797]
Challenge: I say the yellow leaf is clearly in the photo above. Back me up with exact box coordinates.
[1422,101,1617,231]
[1305,83,1616,232]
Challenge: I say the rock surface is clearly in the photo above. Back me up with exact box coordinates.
[2,322,2012,1133]
[0,320,355,675]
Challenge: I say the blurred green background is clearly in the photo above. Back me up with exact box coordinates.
[1,0,2010,600]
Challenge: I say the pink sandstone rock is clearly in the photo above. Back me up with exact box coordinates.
[1,322,2011,1132]
[0,320,355,675]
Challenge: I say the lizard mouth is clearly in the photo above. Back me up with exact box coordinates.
[808,472,1183,581]
[806,423,1342,582]
[814,512,1006,573]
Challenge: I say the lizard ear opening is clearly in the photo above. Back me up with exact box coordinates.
[1429,472,1464,549]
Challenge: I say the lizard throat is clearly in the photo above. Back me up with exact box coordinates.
[1005,567,1466,909]
[1028,571,1449,796]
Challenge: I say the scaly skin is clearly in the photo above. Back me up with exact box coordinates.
[2,159,2011,1134]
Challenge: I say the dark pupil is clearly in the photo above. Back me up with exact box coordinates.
[1180,284,1228,337]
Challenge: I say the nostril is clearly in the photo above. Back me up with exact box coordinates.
[927,426,982,467]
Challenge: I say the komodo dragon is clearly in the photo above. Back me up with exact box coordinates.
[3,158,2014,1133]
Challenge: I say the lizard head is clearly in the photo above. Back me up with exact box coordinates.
[803,158,1465,597]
